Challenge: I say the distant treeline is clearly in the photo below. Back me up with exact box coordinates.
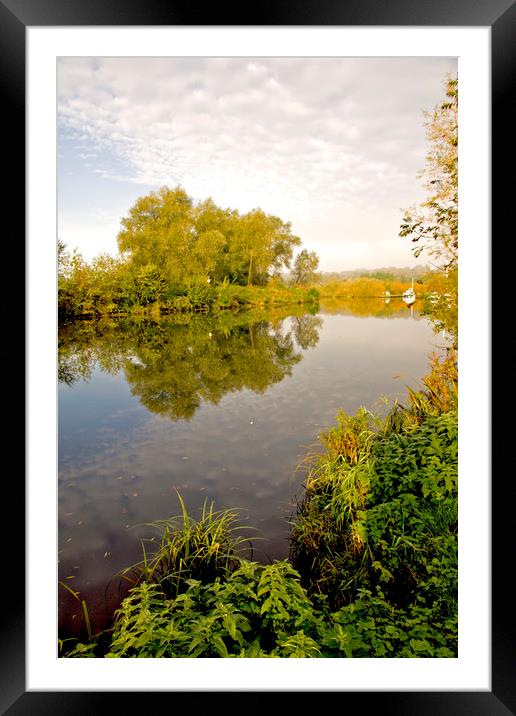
[318,268,456,297]
[317,265,430,284]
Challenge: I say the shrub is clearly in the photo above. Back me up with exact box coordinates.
[171,295,193,312]
[186,282,216,308]
[133,265,167,305]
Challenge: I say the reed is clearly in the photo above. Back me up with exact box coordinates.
[119,494,251,598]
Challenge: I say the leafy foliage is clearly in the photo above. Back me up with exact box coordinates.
[67,562,321,658]
[291,249,320,285]
[58,187,321,318]
[399,76,458,271]
[289,353,458,654]
[117,186,303,288]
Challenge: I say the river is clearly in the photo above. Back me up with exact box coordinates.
[58,299,445,638]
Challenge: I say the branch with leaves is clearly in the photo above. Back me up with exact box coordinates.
[400,76,458,271]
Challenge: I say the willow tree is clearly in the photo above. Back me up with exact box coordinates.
[117,187,302,288]
[117,186,196,286]
[400,76,458,271]
[192,198,238,282]
[232,209,301,286]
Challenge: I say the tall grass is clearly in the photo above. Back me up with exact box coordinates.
[392,349,458,429]
[296,408,378,558]
[119,494,251,598]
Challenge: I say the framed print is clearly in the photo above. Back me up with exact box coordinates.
[8,0,513,711]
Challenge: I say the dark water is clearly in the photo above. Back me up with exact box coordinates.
[58,300,444,637]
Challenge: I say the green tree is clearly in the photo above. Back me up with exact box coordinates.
[117,187,302,288]
[400,76,458,271]
[89,253,130,308]
[190,230,227,283]
[231,209,301,286]
[192,198,238,283]
[117,186,194,286]
[291,249,320,285]
[58,244,94,316]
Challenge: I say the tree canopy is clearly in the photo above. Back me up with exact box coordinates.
[400,75,458,271]
[117,186,303,287]
[291,249,320,285]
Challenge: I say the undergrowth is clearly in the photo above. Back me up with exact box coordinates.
[289,349,458,654]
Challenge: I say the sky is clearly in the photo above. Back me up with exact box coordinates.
[57,56,457,272]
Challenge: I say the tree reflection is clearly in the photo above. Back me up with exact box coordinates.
[58,319,131,385]
[58,312,317,420]
[292,314,323,349]
[319,297,422,318]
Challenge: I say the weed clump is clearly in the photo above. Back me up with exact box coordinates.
[119,495,249,599]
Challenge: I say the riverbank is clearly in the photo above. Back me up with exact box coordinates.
[59,274,454,324]
[59,282,320,319]
[61,349,458,658]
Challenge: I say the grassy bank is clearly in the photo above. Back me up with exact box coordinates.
[61,350,458,658]
[289,352,458,656]
[58,259,456,322]
[59,280,320,320]
[316,270,457,302]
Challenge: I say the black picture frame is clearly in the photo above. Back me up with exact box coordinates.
[8,0,514,712]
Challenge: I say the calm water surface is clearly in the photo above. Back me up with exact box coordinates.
[58,300,444,636]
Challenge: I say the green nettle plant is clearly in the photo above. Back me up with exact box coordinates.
[104,562,326,658]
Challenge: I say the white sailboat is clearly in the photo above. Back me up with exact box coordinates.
[403,278,416,306]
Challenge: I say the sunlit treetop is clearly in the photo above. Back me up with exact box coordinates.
[117,186,303,287]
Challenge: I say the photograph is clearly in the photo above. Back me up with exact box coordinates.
[12,4,509,706]
[56,55,460,660]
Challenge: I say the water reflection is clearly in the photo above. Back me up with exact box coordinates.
[59,311,323,421]
[421,296,458,348]
[319,297,422,318]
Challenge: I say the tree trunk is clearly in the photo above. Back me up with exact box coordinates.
[247,253,253,286]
